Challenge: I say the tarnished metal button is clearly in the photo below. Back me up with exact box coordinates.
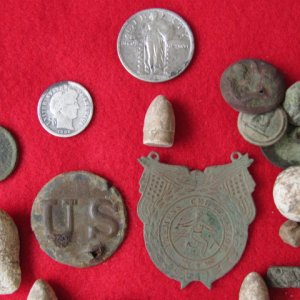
[220,59,285,114]
[0,126,18,181]
[143,95,175,147]
[31,171,127,267]
[237,107,287,146]
[283,81,300,126]
[261,125,300,168]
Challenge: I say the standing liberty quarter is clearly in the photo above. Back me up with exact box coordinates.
[117,9,194,82]
[37,81,93,137]
[0,127,18,181]
[31,171,127,267]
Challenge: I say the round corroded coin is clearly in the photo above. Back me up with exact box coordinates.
[237,107,288,146]
[37,81,93,138]
[283,81,300,126]
[31,171,127,267]
[220,59,285,114]
[261,125,300,168]
[117,8,194,82]
[0,127,18,181]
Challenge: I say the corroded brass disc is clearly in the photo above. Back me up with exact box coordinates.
[0,126,18,181]
[31,171,127,267]
[261,125,300,169]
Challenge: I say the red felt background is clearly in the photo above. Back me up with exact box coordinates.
[0,0,300,299]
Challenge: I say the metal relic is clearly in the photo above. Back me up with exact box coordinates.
[261,124,300,168]
[37,81,93,138]
[237,107,287,147]
[267,266,300,288]
[220,59,285,114]
[138,152,256,288]
[0,126,18,181]
[143,95,175,147]
[117,8,194,83]
[31,171,127,268]
[283,81,300,126]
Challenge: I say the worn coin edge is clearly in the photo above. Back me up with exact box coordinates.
[0,126,18,182]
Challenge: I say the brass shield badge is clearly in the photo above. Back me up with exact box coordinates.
[138,152,256,288]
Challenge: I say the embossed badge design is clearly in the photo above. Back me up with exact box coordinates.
[138,152,256,288]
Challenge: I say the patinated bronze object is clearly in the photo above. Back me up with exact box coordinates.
[0,126,18,181]
[138,152,256,288]
[267,266,300,288]
[220,59,285,114]
[261,125,300,168]
[31,171,127,267]
[237,107,287,146]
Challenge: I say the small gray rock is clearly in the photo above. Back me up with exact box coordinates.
[267,266,300,288]
[239,272,270,300]
[279,220,300,247]
[27,279,58,300]
[0,209,21,294]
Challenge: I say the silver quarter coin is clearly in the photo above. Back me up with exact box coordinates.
[37,81,93,137]
[117,8,194,83]
[237,107,288,146]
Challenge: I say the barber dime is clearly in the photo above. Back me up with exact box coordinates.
[117,9,194,82]
[31,171,127,267]
[37,81,93,137]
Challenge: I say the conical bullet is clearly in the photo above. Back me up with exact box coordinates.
[239,272,269,300]
[27,279,58,300]
[143,95,175,147]
[0,210,21,294]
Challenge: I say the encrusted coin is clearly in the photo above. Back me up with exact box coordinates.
[117,8,194,82]
[237,107,287,146]
[283,81,300,126]
[31,171,127,267]
[261,125,300,168]
[0,126,18,181]
[138,152,256,288]
[37,81,93,137]
[220,59,285,114]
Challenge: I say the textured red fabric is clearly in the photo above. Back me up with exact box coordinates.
[0,1,300,299]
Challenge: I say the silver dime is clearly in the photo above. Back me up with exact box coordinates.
[37,81,93,137]
[117,8,194,83]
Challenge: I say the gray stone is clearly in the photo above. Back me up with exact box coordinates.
[0,209,21,294]
[267,266,300,288]
[239,272,270,300]
[279,220,300,247]
[27,279,58,300]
